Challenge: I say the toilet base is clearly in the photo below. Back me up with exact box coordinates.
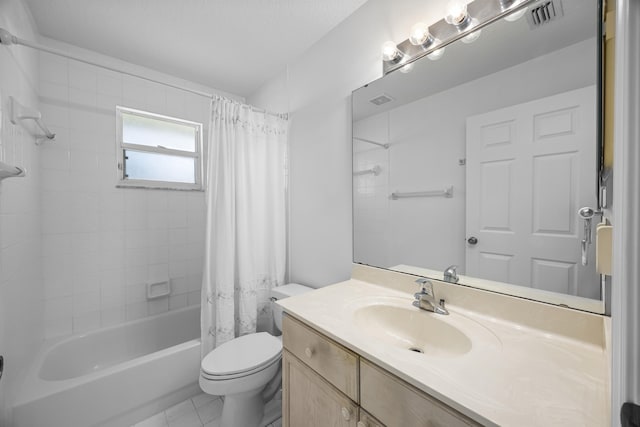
[220,388,264,427]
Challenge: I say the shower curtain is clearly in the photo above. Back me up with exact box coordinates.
[201,98,288,357]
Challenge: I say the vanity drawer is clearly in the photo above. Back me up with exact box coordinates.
[282,314,358,402]
[360,359,482,427]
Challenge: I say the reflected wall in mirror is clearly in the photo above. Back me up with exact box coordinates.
[352,0,604,313]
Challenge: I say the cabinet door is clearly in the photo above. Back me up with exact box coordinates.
[283,350,358,427]
[360,360,482,427]
[358,409,385,427]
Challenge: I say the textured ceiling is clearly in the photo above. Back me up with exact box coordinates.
[24,0,368,97]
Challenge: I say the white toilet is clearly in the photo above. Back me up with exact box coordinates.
[199,283,312,427]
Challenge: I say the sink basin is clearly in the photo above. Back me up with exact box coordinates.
[353,301,498,358]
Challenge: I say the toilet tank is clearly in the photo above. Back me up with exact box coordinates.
[271,283,312,333]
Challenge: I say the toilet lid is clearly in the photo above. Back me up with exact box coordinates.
[201,332,282,376]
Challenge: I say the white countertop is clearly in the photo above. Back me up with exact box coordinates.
[278,277,610,427]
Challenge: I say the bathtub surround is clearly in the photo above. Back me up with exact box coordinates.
[35,37,235,340]
[0,0,44,424]
[202,98,288,353]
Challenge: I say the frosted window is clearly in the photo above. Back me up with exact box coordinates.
[124,150,195,184]
[116,107,203,190]
[122,113,196,151]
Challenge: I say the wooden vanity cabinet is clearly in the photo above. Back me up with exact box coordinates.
[282,315,359,427]
[282,350,359,427]
[360,360,482,427]
[282,314,480,427]
[357,410,385,427]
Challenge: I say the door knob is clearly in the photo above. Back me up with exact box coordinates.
[467,236,478,245]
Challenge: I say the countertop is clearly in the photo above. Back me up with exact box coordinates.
[277,276,610,427]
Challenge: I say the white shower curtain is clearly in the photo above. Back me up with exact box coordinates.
[201,98,288,357]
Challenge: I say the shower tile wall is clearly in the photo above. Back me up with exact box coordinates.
[38,52,210,339]
[0,0,45,421]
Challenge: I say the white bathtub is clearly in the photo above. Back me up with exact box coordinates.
[13,305,202,427]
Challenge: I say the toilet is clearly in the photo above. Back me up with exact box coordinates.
[199,283,312,427]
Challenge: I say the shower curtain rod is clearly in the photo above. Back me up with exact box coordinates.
[0,28,287,119]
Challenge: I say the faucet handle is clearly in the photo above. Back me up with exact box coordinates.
[414,278,434,297]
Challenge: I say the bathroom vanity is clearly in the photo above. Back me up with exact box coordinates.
[282,315,480,426]
[278,265,610,427]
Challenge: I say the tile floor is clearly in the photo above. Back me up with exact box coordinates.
[131,393,282,427]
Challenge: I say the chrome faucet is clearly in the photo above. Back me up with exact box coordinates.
[413,278,449,315]
[443,265,459,284]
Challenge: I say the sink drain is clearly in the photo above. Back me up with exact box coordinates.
[408,347,424,354]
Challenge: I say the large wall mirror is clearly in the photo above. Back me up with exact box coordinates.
[352,0,605,313]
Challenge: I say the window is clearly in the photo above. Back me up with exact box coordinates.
[116,106,203,190]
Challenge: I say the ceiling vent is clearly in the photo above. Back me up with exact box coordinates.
[369,94,394,106]
[527,0,564,28]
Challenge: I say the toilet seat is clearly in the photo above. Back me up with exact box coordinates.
[201,332,282,381]
[201,355,281,381]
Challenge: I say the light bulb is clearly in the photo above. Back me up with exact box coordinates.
[381,41,401,61]
[445,1,469,26]
[504,8,527,22]
[427,47,445,61]
[462,29,481,44]
[409,22,431,46]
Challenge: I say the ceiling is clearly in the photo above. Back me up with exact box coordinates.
[24,0,368,97]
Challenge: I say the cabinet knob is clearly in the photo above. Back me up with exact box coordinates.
[304,347,314,358]
[341,407,352,421]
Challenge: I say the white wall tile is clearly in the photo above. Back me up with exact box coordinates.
[68,62,97,92]
[148,263,169,283]
[44,316,73,338]
[73,311,101,333]
[126,283,147,304]
[100,283,125,308]
[96,70,122,96]
[148,297,169,315]
[187,290,201,306]
[101,306,125,327]
[73,291,100,315]
[38,52,208,339]
[125,266,147,286]
[40,80,68,102]
[126,301,148,321]
[171,277,189,295]
[40,52,69,86]
[69,88,97,108]
[169,294,188,310]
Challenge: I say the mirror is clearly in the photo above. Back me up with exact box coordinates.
[352,0,604,313]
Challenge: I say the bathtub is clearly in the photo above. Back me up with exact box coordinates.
[13,305,202,427]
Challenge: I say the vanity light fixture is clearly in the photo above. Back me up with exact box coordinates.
[445,1,472,28]
[427,47,446,61]
[400,63,414,73]
[446,1,482,44]
[381,41,402,62]
[381,0,536,75]
[461,29,482,43]
[409,22,433,46]
[500,0,528,21]
[503,8,527,21]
